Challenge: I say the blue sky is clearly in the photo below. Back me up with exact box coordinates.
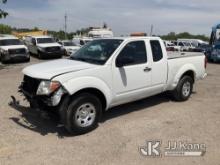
[1,0,220,36]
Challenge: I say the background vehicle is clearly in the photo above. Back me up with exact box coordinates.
[208,44,220,62]
[193,44,212,53]
[88,27,114,38]
[210,23,220,45]
[178,39,208,47]
[173,41,191,51]
[164,40,181,51]
[25,35,64,59]
[20,37,207,134]
[0,35,30,63]
[72,37,93,46]
[58,40,81,56]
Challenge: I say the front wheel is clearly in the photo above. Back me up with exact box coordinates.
[65,93,102,134]
[172,76,193,101]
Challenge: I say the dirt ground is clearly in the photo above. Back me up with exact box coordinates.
[0,57,219,165]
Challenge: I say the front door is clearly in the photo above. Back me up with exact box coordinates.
[112,40,152,105]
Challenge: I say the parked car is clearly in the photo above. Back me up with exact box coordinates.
[209,44,220,62]
[0,35,30,63]
[58,40,81,56]
[193,44,212,53]
[173,41,191,51]
[72,37,93,46]
[25,35,64,59]
[178,39,208,47]
[19,37,207,134]
[164,41,181,51]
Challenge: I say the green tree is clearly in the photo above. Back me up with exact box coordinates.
[0,0,8,18]
[161,32,209,42]
[0,24,11,34]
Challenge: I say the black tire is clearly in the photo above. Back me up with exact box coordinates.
[38,52,44,59]
[65,93,102,134]
[58,55,63,59]
[25,57,30,62]
[1,57,7,64]
[172,76,193,101]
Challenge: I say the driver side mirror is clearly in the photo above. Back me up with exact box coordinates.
[116,56,134,67]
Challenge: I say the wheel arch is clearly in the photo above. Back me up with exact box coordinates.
[174,64,196,86]
[180,70,195,83]
[70,87,107,111]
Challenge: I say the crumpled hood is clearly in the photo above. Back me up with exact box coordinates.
[37,43,61,48]
[0,45,28,50]
[22,59,97,80]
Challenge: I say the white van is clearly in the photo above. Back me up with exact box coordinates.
[178,39,208,47]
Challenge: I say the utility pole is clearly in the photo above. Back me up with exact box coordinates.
[150,24,154,36]
[64,13,67,39]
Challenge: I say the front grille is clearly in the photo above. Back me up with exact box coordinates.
[45,47,60,52]
[8,48,26,55]
[22,75,41,95]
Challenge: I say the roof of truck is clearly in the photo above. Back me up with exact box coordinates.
[0,35,18,40]
[28,35,52,39]
[93,36,161,40]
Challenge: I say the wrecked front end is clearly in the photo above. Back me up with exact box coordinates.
[19,75,67,110]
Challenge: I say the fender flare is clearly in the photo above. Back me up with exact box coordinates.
[172,64,196,89]
[62,76,112,109]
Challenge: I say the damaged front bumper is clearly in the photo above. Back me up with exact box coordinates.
[19,83,66,108]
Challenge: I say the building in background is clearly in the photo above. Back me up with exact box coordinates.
[12,30,48,39]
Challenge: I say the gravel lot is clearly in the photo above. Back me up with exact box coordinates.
[0,57,219,165]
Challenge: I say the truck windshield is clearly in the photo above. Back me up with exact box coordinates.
[0,39,23,46]
[70,39,123,65]
[37,38,55,44]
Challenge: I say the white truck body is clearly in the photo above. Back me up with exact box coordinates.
[0,35,29,63]
[88,28,114,38]
[24,35,64,58]
[22,37,206,109]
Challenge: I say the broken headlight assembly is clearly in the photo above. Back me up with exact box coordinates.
[36,81,61,96]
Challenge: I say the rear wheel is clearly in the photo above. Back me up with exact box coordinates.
[65,93,102,134]
[25,56,30,62]
[1,56,7,64]
[38,51,44,59]
[172,76,193,101]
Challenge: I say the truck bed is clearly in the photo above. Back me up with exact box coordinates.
[167,52,204,59]
[165,51,206,91]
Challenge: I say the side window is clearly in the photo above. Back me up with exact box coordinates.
[150,40,163,62]
[117,41,147,66]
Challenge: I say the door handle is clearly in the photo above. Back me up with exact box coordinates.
[143,67,152,72]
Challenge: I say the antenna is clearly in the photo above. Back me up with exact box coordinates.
[64,13,67,39]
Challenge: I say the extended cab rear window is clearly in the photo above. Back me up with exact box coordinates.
[150,40,163,62]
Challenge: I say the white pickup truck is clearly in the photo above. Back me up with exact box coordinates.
[19,37,207,134]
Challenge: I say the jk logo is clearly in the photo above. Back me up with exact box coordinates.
[139,141,161,157]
